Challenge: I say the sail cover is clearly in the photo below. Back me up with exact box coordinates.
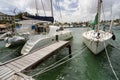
[24,0,54,22]
[90,13,98,26]
[24,15,54,23]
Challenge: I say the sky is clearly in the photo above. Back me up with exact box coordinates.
[0,0,120,22]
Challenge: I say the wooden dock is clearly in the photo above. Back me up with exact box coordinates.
[0,41,71,80]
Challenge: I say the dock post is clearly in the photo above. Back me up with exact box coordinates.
[68,45,72,58]
[56,35,59,41]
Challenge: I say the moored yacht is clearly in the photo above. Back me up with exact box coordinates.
[17,20,73,55]
[4,0,73,55]
[82,0,113,54]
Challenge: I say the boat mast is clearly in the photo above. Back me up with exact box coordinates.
[109,4,113,32]
[97,0,102,32]
[50,0,54,17]
[119,15,120,23]
[35,0,39,16]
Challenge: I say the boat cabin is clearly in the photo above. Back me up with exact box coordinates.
[15,20,50,35]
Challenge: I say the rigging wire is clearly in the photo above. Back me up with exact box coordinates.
[104,41,119,80]
[109,3,114,32]
[101,2,106,21]
[41,0,46,16]
[57,0,63,23]
[31,46,87,77]
[50,0,54,17]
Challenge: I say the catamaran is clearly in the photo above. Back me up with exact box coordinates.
[4,0,73,55]
[82,0,113,54]
[15,20,73,55]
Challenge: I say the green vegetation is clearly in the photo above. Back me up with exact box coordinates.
[15,12,23,20]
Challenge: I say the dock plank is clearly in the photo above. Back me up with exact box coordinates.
[14,60,27,67]
[0,66,15,80]
[0,70,13,78]
[20,57,34,63]
[0,66,7,71]
[22,56,37,62]
[0,68,11,76]
[1,72,14,80]
[10,62,25,69]
[6,64,21,72]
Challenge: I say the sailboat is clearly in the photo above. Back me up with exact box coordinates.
[19,0,73,55]
[82,0,113,54]
[4,0,73,54]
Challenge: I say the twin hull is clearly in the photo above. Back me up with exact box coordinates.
[21,31,72,55]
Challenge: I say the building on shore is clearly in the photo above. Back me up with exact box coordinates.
[0,12,14,23]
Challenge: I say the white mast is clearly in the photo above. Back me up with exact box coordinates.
[97,0,102,32]
[50,0,53,17]
[109,3,113,32]
[35,0,39,16]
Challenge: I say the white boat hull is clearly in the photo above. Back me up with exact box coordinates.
[83,36,110,54]
[82,30,112,54]
[21,30,72,55]
[4,36,26,48]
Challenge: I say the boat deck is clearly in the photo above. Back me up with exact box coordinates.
[83,30,112,41]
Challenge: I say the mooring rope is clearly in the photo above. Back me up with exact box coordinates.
[22,45,86,73]
[104,41,119,80]
[22,48,72,73]
[31,46,87,77]
[109,40,120,51]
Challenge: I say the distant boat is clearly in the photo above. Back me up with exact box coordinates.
[112,26,120,30]
[82,0,113,54]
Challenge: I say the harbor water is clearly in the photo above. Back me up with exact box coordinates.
[0,28,120,80]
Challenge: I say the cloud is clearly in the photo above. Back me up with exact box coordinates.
[55,0,120,22]
[0,0,120,22]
